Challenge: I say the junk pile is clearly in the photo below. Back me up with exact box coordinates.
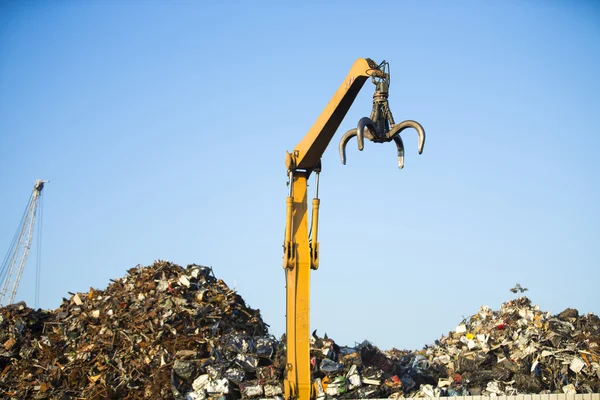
[0,261,276,399]
[307,297,600,398]
[1,261,599,399]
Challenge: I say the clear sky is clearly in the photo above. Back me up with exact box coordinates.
[1,1,598,351]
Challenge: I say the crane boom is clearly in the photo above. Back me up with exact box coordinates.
[285,58,381,172]
[0,179,47,306]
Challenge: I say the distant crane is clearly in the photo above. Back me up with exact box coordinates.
[0,180,48,307]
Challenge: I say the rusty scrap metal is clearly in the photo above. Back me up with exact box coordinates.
[0,262,599,399]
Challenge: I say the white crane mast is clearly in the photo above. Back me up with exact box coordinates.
[0,180,47,306]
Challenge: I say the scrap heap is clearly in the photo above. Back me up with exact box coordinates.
[0,261,599,399]
[307,297,600,398]
[0,261,277,399]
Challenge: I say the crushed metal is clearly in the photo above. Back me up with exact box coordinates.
[0,261,598,399]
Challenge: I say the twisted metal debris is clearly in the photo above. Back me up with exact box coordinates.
[0,261,598,399]
[0,261,269,399]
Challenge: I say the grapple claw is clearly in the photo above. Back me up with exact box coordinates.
[338,61,425,169]
[357,117,376,150]
[393,135,405,169]
[338,128,358,165]
[388,120,426,154]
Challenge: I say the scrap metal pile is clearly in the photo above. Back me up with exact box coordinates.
[1,261,599,399]
[307,297,600,399]
[0,261,274,399]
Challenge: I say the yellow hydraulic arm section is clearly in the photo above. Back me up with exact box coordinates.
[282,58,426,400]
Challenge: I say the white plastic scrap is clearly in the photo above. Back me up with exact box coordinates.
[434,354,451,364]
[325,377,347,396]
[455,324,467,333]
[185,390,207,400]
[72,294,83,306]
[563,383,577,394]
[191,374,230,395]
[458,335,478,350]
[346,364,362,390]
[485,381,504,395]
[363,377,380,385]
[569,357,586,373]
[179,275,191,287]
[420,384,438,398]
[438,378,452,387]
[189,267,200,278]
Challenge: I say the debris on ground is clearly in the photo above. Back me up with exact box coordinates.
[0,261,598,399]
[0,261,271,399]
[306,296,600,398]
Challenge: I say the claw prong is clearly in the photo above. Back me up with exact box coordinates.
[338,128,358,165]
[388,120,426,155]
[357,117,376,151]
[392,135,405,169]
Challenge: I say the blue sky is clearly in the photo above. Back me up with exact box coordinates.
[1,1,598,351]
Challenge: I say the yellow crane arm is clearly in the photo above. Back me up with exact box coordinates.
[282,57,425,400]
[282,58,381,400]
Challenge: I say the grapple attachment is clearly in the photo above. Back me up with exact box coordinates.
[338,61,425,169]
